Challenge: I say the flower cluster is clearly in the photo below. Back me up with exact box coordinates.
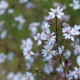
[33,6,80,80]
[21,38,34,60]
[14,15,26,30]
[62,25,80,41]
[7,72,34,80]
[0,0,80,80]
[0,0,9,15]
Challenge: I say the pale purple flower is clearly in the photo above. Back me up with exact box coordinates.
[7,52,14,61]
[44,63,53,74]
[41,23,50,33]
[72,67,80,79]
[25,2,36,9]
[14,15,26,24]
[34,33,42,45]
[0,1,9,15]
[8,9,14,14]
[0,53,7,63]
[48,6,64,19]
[70,0,80,10]
[21,38,33,50]
[0,30,7,39]
[62,26,75,41]
[25,63,31,70]
[41,29,56,45]
[23,49,34,60]
[29,22,40,36]
[26,72,34,80]
[7,72,15,80]
[64,50,71,59]
[56,64,63,73]
[42,44,56,60]
[21,38,34,60]
[73,44,80,55]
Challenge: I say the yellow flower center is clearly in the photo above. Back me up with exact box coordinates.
[47,49,51,54]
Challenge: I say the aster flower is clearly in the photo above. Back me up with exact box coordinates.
[34,33,42,45]
[41,21,48,28]
[13,72,24,80]
[25,2,36,9]
[7,72,28,80]
[69,0,80,10]
[25,63,31,70]
[60,15,70,21]
[41,28,56,45]
[21,38,34,60]
[42,44,56,60]
[8,9,14,14]
[41,23,50,33]
[14,15,26,30]
[0,53,7,63]
[0,1,9,15]
[45,15,54,20]
[7,72,15,80]
[28,57,34,63]
[26,72,34,80]
[0,30,7,39]
[44,63,53,74]
[73,44,80,55]
[29,22,40,36]
[56,46,64,55]
[53,2,60,7]
[7,52,14,61]
[73,25,80,35]
[62,26,75,41]
[14,15,26,24]
[72,67,80,79]
[23,48,34,60]
[74,25,80,30]
[48,6,64,19]
[62,23,69,27]
[56,64,63,73]
[21,38,33,50]
[64,50,71,59]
